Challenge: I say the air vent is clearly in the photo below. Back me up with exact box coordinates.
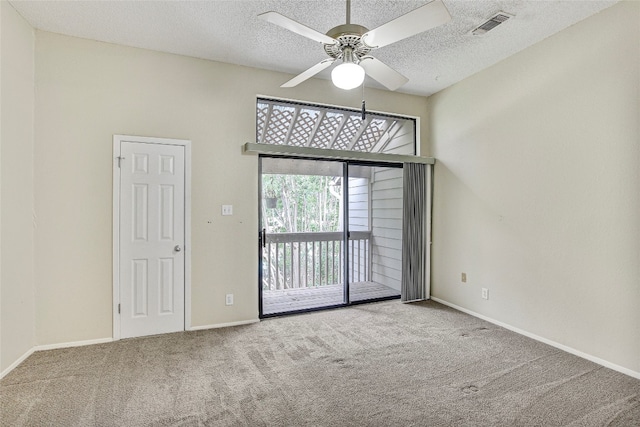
[472,12,513,35]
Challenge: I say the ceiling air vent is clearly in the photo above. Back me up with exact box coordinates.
[472,12,513,35]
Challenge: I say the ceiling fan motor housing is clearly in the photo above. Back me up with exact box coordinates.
[324,24,371,61]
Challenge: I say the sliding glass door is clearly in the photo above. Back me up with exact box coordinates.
[347,164,402,303]
[259,157,402,317]
[260,158,346,315]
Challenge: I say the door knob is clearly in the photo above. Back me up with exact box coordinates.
[174,245,181,252]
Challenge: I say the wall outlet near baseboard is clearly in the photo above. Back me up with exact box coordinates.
[225,294,234,305]
[461,273,467,283]
[481,288,489,300]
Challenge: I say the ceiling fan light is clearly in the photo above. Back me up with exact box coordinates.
[331,62,365,90]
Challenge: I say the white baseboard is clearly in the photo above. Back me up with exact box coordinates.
[1,338,114,379]
[34,337,113,352]
[1,347,36,380]
[431,297,640,380]
[188,319,260,331]
[2,320,265,379]
[2,323,258,378]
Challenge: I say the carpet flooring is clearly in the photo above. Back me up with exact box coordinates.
[2,300,639,426]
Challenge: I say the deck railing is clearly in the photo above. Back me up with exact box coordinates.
[262,231,371,291]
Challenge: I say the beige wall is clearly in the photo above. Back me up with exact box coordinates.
[0,1,36,374]
[428,1,639,374]
[33,31,428,345]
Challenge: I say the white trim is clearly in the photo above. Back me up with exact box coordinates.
[243,142,434,164]
[112,135,192,340]
[34,337,113,352]
[415,119,421,157]
[184,142,192,331]
[113,138,122,340]
[431,297,640,380]
[1,348,35,379]
[188,319,260,331]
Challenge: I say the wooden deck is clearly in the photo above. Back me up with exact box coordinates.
[262,281,400,315]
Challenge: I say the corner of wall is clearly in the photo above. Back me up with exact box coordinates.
[0,0,37,376]
[421,96,433,158]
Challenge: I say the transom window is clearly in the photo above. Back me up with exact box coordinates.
[256,98,416,155]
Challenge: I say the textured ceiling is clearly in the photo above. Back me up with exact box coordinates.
[9,0,618,96]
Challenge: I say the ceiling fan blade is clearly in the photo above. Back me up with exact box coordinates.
[361,0,451,49]
[258,11,337,45]
[359,56,409,91]
[281,59,336,88]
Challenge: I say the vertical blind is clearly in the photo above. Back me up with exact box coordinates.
[401,162,431,302]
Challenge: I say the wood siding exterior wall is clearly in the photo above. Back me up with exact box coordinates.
[371,167,404,291]
[349,177,370,282]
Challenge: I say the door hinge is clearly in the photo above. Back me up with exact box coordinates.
[118,303,121,314]
[116,156,125,168]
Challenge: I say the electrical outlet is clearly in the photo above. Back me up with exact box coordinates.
[461,273,467,283]
[225,294,234,305]
[222,205,233,216]
[481,288,489,300]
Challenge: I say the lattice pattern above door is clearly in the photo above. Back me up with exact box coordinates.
[257,99,415,154]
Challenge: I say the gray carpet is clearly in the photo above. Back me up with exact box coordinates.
[2,300,639,426]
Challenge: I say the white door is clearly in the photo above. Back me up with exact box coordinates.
[119,141,185,338]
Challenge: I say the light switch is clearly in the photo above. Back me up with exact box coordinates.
[222,205,233,216]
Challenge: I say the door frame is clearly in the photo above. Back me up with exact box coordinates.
[112,134,192,340]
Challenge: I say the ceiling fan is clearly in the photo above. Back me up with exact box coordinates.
[258,0,451,91]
